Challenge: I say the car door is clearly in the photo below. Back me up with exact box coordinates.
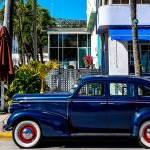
[137,83,150,110]
[68,81,108,133]
[108,81,136,133]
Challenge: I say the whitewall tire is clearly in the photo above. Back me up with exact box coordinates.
[139,121,150,148]
[13,120,41,148]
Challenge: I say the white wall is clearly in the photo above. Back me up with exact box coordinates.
[97,5,150,32]
[91,25,98,68]
[108,38,128,75]
[87,0,96,24]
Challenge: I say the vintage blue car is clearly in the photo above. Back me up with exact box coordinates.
[3,75,150,148]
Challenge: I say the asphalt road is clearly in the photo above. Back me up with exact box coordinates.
[0,138,145,150]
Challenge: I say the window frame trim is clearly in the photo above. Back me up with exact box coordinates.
[77,81,106,97]
[109,81,135,98]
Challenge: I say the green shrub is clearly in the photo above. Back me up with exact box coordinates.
[6,61,59,99]
[6,63,41,98]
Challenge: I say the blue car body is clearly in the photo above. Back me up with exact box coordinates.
[4,75,150,138]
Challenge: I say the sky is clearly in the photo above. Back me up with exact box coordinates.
[0,0,87,20]
[38,0,87,20]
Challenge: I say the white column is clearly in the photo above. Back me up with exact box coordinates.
[108,38,129,75]
[1,81,4,111]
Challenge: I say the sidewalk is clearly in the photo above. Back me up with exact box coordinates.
[0,113,12,139]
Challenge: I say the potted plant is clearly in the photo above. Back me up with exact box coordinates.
[83,55,93,68]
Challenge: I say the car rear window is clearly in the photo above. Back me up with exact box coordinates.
[138,85,150,96]
[110,83,134,96]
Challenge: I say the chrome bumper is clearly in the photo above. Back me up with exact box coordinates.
[2,115,11,131]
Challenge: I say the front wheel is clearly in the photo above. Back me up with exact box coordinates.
[139,121,150,148]
[13,120,41,148]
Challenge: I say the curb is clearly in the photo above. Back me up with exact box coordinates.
[0,132,12,139]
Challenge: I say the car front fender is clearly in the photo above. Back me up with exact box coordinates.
[6,109,70,137]
[132,108,150,137]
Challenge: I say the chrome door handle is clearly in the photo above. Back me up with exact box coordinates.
[100,102,107,105]
[108,102,115,105]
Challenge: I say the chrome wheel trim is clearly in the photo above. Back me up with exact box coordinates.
[14,120,41,148]
[139,121,150,148]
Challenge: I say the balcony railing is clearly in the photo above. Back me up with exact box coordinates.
[96,0,150,8]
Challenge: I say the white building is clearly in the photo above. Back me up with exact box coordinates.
[87,0,100,69]
[96,0,150,75]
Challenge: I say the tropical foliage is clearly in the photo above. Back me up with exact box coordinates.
[0,0,56,64]
[6,63,41,99]
[28,61,59,93]
[6,61,59,100]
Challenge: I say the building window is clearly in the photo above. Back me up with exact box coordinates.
[105,0,109,5]
[50,48,58,60]
[137,0,150,4]
[141,45,150,72]
[112,0,129,4]
[50,35,58,47]
[63,48,77,61]
[78,34,87,47]
[88,34,91,47]
[63,34,77,47]
[49,33,91,69]
[59,34,63,47]
[96,0,149,7]
[128,44,150,73]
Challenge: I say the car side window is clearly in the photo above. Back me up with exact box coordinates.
[138,85,150,96]
[110,83,134,96]
[78,82,104,96]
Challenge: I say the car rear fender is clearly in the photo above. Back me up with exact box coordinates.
[6,109,71,137]
[132,108,150,137]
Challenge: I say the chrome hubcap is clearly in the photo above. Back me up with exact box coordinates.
[146,129,150,139]
[22,128,33,139]
[143,125,150,143]
[18,124,37,143]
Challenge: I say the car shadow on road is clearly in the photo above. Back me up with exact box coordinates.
[39,137,142,149]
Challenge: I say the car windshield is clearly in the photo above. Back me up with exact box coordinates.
[69,79,80,93]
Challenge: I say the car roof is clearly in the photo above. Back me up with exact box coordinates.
[80,75,150,83]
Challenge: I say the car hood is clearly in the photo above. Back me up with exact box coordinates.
[12,92,72,102]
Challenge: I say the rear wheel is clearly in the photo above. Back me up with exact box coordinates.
[139,121,150,148]
[13,120,41,148]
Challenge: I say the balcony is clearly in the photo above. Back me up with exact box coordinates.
[97,0,150,7]
[96,3,150,33]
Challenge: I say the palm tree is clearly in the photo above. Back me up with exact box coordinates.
[130,0,142,76]
[3,0,14,50]
[37,8,55,63]
[33,0,37,61]
[0,0,56,64]
[13,0,26,64]
[29,61,59,93]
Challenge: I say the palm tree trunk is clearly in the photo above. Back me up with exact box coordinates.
[20,0,25,64]
[130,0,142,76]
[33,0,38,61]
[39,44,44,63]
[40,78,45,93]
[3,0,14,51]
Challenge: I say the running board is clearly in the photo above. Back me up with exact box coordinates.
[71,133,131,137]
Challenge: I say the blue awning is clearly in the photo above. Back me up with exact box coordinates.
[109,28,150,41]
